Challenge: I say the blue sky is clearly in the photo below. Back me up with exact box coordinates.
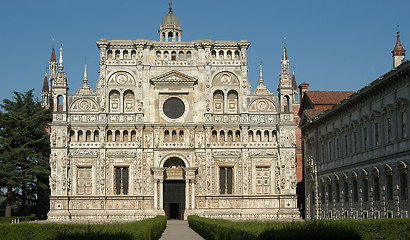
[0,0,409,102]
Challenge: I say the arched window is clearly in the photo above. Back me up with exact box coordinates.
[179,130,184,141]
[109,90,120,112]
[107,130,113,142]
[115,130,120,142]
[227,130,233,142]
[168,32,173,42]
[57,95,63,112]
[186,51,192,60]
[235,130,241,142]
[123,50,129,59]
[179,51,185,60]
[219,130,225,142]
[70,130,75,142]
[272,131,277,142]
[234,50,240,59]
[172,130,177,141]
[227,90,238,114]
[164,130,170,142]
[156,51,161,59]
[248,130,254,142]
[328,183,333,203]
[227,50,232,59]
[256,130,262,142]
[283,95,290,113]
[115,50,120,60]
[164,51,169,60]
[123,90,135,113]
[171,51,176,61]
[213,90,224,114]
[212,130,217,142]
[176,32,179,41]
[94,130,99,142]
[131,50,136,59]
[107,50,113,60]
[219,50,224,59]
[86,130,91,142]
[131,130,137,142]
[123,130,128,142]
[211,50,216,59]
[78,130,84,142]
[264,130,270,142]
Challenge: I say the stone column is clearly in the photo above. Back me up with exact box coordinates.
[159,179,164,209]
[185,179,190,210]
[154,179,158,210]
[151,167,165,211]
[191,180,195,209]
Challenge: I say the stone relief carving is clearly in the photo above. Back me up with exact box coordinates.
[213,150,241,156]
[70,149,99,157]
[106,150,136,157]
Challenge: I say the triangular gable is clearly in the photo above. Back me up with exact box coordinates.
[150,70,198,85]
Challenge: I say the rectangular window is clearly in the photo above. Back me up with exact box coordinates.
[374,176,380,201]
[401,112,407,139]
[328,141,332,160]
[256,167,270,194]
[336,138,339,159]
[219,167,233,194]
[344,181,349,202]
[363,178,369,202]
[335,182,340,202]
[375,123,379,147]
[386,175,393,201]
[387,118,392,143]
[353,132,357,153]
[363,127,367,150]
[115,167,129,195]
[344,135,348,156]
[77,167,92,195]
[400,172,408,200]
[321,144,325,162]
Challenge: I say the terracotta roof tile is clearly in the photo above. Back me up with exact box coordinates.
[305,91,354,105]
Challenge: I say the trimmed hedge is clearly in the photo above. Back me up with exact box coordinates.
[0,215,167,240]
[188,215,410,240]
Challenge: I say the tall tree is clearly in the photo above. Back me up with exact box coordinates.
[0,90,51,217]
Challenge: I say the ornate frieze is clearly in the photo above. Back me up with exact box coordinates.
[70,149,99,157]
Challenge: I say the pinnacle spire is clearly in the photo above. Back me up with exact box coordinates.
[392,30,406,68]
[58,46,64,71]
[50,39,57,63]
[292,68,297,90]
[42,72,49,93]
[393,31,406,54]
[83,64,88,85]
[259,61,264,85]
[169,0,173,13]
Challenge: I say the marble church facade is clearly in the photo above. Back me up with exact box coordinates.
[42,4,299,221]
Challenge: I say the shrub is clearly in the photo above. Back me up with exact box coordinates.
[0,215,167,240]
[188,215,410,240]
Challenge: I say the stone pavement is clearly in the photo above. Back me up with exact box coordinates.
[159,220,204,240]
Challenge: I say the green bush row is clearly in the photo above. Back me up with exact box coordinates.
[188,215,410,240]
[0,215,167,240]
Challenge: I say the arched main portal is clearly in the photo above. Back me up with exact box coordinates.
[163,157,186,219]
